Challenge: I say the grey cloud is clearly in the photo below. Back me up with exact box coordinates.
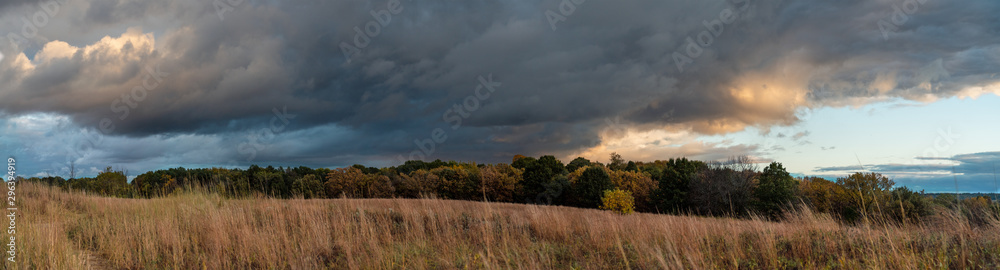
[1,0,999,172]
[816,152,1000,176]
[814,152,1000,192]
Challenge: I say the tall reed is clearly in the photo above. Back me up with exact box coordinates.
[12,182,1000,269]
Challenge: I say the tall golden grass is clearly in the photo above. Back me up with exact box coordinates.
[12,182,1000,269]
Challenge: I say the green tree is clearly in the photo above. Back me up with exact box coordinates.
[95,167,129,197]
[572,166,614,208]
[352,164,381,174]
[752,162,798,219]
[291,174,326,199]
[624,161,638,172]
[133,171,167,198]
[538,155,568,176]
[653,158,703,213]
[253,170,285,197]
[513,155,566,204]
[566,157,592,173]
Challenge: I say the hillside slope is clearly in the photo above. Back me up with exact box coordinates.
[14,183,1000,269]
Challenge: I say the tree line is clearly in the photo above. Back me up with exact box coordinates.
[22,153,1000,224]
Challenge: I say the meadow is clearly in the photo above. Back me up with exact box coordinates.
[14,182,1000,269]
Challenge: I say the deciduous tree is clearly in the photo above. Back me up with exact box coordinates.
[752,162,798,219]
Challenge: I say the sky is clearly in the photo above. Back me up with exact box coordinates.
[0,0,998,192]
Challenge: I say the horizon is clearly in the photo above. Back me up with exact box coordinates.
[20,157,1000,195]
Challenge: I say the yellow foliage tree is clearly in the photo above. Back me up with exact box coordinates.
[601,189,635,215]
[608,169,656,211]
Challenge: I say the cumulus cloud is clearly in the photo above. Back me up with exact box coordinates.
[1,0,999,176]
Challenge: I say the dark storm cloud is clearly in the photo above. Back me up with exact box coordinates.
[0,0,52,10]
[1,0,999,169]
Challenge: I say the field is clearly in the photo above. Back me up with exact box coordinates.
[13,182,1000,269]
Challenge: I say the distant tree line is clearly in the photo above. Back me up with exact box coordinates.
[23,153,1000,224]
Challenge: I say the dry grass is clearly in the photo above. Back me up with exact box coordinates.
[11,182,1000,269]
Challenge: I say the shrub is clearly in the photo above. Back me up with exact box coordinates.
[961,196,998,226]
[94,167,130,197]
[601,189,635,214]
[886,187,933,223]
[932,193,958,209]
